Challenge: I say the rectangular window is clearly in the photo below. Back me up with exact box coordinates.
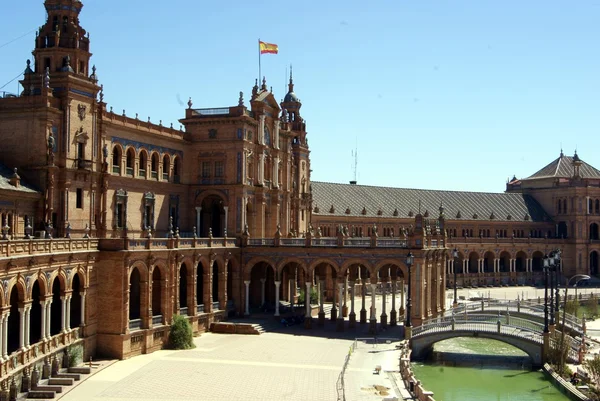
[76,188,83,209]
[202,161,211,178]
[116,204,124,228]
[215,161,224,177]
[145,205,152,228]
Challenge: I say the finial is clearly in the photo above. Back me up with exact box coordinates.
[90,65,97,81]
[238,91,244,106]
[24,59,33,75]
[261,76,267,90]
[560,147,564,157]
[290,64,293,83]
[187,97,192,109]
[122,109,126,117]
[270,86,272,92]
[99,84,104,102]
[170,122,173,129]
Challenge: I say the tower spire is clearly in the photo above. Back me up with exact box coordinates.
[288,64,294,93]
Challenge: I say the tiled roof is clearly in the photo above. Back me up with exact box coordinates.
[525,153,600,179]
[311,181,549,222]
[0,164,39,194]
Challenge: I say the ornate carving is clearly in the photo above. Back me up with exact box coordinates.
[77,104,87,121]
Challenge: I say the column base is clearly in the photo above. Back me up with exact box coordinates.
[369,319,377,335]
[342,305,349,317]
[399,307,405,320]
[390,310,397,326]
[318,311,325,327]
[404,326,412,340]
[380,313,388,327]
[330,307,338,321]
[349,312,356,328]
[304,317,312,329]
[360,309,367,324]
[336,318,345,332]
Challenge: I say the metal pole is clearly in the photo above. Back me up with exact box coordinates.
[550,264,555,326]
[555,261,560,323]
[544,266,549,333]
[406,262,412,328]
[453,257,458,306]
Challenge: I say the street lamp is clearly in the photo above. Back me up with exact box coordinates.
[543,254,549,333]
[549,253,555,326]
[452,248,458,308]
[555,250,562,323]
[405,252,414,328]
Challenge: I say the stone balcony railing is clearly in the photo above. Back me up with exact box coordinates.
[244,235,435,249]
[447,236,563,245]
[0,238,99,259]
[99,236,238,252]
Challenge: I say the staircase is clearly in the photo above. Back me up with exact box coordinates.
[23,364,96,399]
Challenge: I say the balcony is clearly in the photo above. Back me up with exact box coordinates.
[179,307,188,316]
[112,165,121,174]
[197,304,205,314]
[152,315,163,326]
[212,301,220,310]
[151,171,158,179]
[129,318,142,331]
[162,173,169,181]
[77,158,93,170]
[139,169,146,178]
[126,167,134,177]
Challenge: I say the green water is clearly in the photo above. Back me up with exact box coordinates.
[411,338,571,401]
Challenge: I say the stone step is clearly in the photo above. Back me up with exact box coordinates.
[27,389,55,399]
[32,385,62,393]
[48,377,74,386]
[54,373,81,381]
[68,366,92,374]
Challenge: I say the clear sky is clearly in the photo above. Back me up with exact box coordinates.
[1,1,599,193]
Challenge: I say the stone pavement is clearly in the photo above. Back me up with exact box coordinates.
[59,321,410,401]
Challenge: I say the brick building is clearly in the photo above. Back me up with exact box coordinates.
[0,0,598,395]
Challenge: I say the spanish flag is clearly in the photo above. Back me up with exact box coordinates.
[259,41,278,54]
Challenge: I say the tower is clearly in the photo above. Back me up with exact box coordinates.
[280,67,311,235]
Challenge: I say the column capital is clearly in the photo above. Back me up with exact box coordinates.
[244,280,251,285]
[274,280,281,286]
[260,278,266,283]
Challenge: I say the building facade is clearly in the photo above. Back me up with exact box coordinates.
[0,0,599,394]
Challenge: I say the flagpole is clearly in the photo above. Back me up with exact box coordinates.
[258,39,261,84]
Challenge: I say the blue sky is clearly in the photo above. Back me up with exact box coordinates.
[1,1,599,192]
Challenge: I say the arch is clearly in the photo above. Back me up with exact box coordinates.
[276,257,310,276]
[139,149,148,178]
[179,263,188,311]
[162,154,171,179]
[49,277,62,336]
[129,267,141,320]
[7,285,21,354]
[515,251,527,273]
[112,144,123,173]
[70,273,82,328]
[151,266,163,317]
[468,252,478,274]
[30,280,43,345]
[308,258,340,275]
[125,147,135,172]
[590,223,599,241]
[483,251,495,273]
[196,260,205,310]
[596,199,600,214]
[591,251,599,276]
[199,194,226,237]
[173,156,181,178]
[150,152,160,176]
[374,259,408,279]
[244,257,277,280]
[532,251,544,272]
[557,221,568,239]
[249,261,276,310]
[498,251,511,273]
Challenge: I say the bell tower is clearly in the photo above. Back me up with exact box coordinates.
[24,0,93,94]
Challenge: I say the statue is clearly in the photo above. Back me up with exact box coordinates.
[47,132,55,165]
[102,143,109,161]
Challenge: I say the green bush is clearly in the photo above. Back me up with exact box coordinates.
[565,299,579,316]
[586,298,599,318]
[169,314,195,350]
[67,344,82,367]
[298,287,318,305]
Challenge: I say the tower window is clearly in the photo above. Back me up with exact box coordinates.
[44,58,51,71]
[215,161,224,178]
[76,188,83,209]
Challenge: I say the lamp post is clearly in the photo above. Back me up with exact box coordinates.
[549,253,555,327]
[555,250,562,323]
[405,252,414,328]
[543,255,549,333]
[452,248,458,308]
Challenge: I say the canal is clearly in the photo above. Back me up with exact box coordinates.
[411,337,571,401]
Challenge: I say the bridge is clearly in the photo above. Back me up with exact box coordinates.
[411,314,581,367]
[445,299,585,334]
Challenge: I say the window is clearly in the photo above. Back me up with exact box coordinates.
[114,189,128,229]
[208,129,217,139]
[77,142,84,159]
[139,151,147,177]
[215,161,224,178]
[264,126,271,146]
[44,58,51,71]
[142,192,155,229]
[76,188,83,209]
[202,162,211,178]
[169,195,180,228]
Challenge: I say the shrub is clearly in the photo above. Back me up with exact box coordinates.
[67,344,82,367]
[298,287,318,305]
[169,314,195,350]
[565,299,579,316]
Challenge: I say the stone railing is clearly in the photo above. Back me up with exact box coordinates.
[246,236,411,249]
[0,238,99,258]
[398,342,436,401]
[99,236,238,252]
[448,236,563,245]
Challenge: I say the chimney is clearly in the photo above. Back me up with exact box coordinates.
[349,180,357,185]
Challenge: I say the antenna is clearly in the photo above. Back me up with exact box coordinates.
[350,138,358,184]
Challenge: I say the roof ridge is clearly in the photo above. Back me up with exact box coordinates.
[312,181,524,196]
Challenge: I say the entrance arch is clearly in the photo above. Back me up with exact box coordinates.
[199,195,226,237]
[483,251,495,273]
[152,267,163,317]
[515,251,527,273]
[468,252,478,274]
[70,274,82,328]
[532,251,544,272]
[249,262,276,311]
[129,267,141,320]
[30,280,43,345]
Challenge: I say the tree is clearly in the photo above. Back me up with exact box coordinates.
[585,355,600,386]
[169,314,195,350]
[547,330,571,376]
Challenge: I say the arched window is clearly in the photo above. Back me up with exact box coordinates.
[112,146,122,174]
[139,150,148,178]
[590,199,594,214]
[596,199,600,214]
[151,153,159,179]
[126,148,135,176]
[173,157,180,183]
[590,223,599,241]
[162,154,170,181]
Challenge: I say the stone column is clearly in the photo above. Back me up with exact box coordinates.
[65,295,71,331]
[60,296,67,333]
[2,313,8,360]
[369,283,377,334]
[244,280,250,316]
[45,301,51,338]
[0,315,3,360]
[318,280,325,326]
[223,206,228,235]
[330,279,338,321]
[342,276,349,317]
[260,279,266,307]
[380,281,387,327]
[304,282,312,329]
[24,304,31,347]
[349,281,356,328]
[360,280,367,324]
[274,281,281,317]
[80,292,86,326]
[18,307,25,350]
[400,279,405,318]
[463,260,468,274]
[336,283,344,331]
[390,279,397,326]
[195,207,201,235]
